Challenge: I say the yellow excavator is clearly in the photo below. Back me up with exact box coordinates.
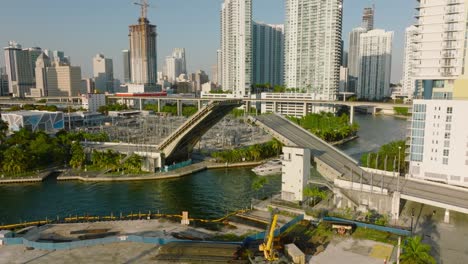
[259,210,279,262]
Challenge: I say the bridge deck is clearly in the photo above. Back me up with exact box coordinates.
[252,114,468,213]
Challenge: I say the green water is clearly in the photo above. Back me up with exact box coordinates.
[0,168,281,225]
[0,114,406,225]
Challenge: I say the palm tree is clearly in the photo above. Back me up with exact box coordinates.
[249,145,262,161]
[271,139,282,157]
[69,142,86,169]
[251,176,268,199]
[400,236,436,264]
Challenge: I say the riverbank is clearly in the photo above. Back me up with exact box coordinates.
[0,170,56,184]
[57,160,263,183]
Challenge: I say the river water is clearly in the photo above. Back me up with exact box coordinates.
[0,114,406,225]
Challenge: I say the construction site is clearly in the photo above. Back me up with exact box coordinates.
[0,207,400,264]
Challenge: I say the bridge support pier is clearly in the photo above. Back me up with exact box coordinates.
[273,101,277,113]
[139,98,143,111]
[391,191,401,221]
[444,209,450,224]
[197,99,201,110]
[177,100,182,116]
[157,98,161,112]
[350,105,354,124]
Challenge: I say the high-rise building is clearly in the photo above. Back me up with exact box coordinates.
[408,99,468,188]
[402,25,419,99]
[211,65,218,87]
[32,53,82,97]
[25,47,42,79]
[356,29,393,100]
[357,29,393,100]
[164,56,181,83]
[93,54,114,93]
[362,6,375,31]
[31,53,51,97]
[339,66,348,93]
[128,2,157,91]
[122,50,131,83]
[172,48,187,75]
[252,21,284,87]
[3,41,35,97]
[81,78,95,94]
[221,0,252,97]
[413,0,467,99]
[216,49,222,87]
[44,50,69,65]
[191,70,209,91]
[0,67,8,96]
[284,0,343,100]
[347,27,367,93]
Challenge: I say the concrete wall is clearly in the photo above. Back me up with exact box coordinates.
[315,158,342,181]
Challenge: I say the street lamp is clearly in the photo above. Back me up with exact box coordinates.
[398,146,402,176]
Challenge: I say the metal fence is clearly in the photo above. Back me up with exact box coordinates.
[162,159,192,172]
[1,235,242,251]
[243,214,304,245]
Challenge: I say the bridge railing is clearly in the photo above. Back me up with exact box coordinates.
[158,101,219,151]
[159,100,241,152]
[274,113,359,166]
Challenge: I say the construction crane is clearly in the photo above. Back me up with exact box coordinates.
[259,210,279,262]
[134,0,150,19]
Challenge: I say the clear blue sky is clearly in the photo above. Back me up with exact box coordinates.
[0,0,416,83]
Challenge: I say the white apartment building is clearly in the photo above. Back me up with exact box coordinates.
[408,99,468,188]
[357,29,393,100]
[216,49,222,87]
[81,93,106,113]
[252,22,284,86]
[402,25,419,98]
[339,66,349,93]
[221,0,252,97]
[284,0,343,101]
[93,54,114,93]
[281,147,311,202]
[260,92,329,117]
[347,27,367,93]
[164,56,181,83]
[413,0,468,99]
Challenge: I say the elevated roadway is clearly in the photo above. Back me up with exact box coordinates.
[250,114,468,215]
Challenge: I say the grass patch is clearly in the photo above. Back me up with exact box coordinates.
[352,227,399,245]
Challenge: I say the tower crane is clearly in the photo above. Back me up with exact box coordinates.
[134,0,150,19]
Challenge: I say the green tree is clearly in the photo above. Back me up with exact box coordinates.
[251,176,268,199]
[400,236,436,264]
[69,142,86,169]
[303,186,327,206]
[0,119,8,143]
[2,146,29,174]
[123,154,142,173]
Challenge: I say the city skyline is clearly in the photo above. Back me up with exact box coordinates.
[0,0,414,83]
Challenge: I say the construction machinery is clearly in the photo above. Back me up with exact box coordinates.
[259,210,279,262]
